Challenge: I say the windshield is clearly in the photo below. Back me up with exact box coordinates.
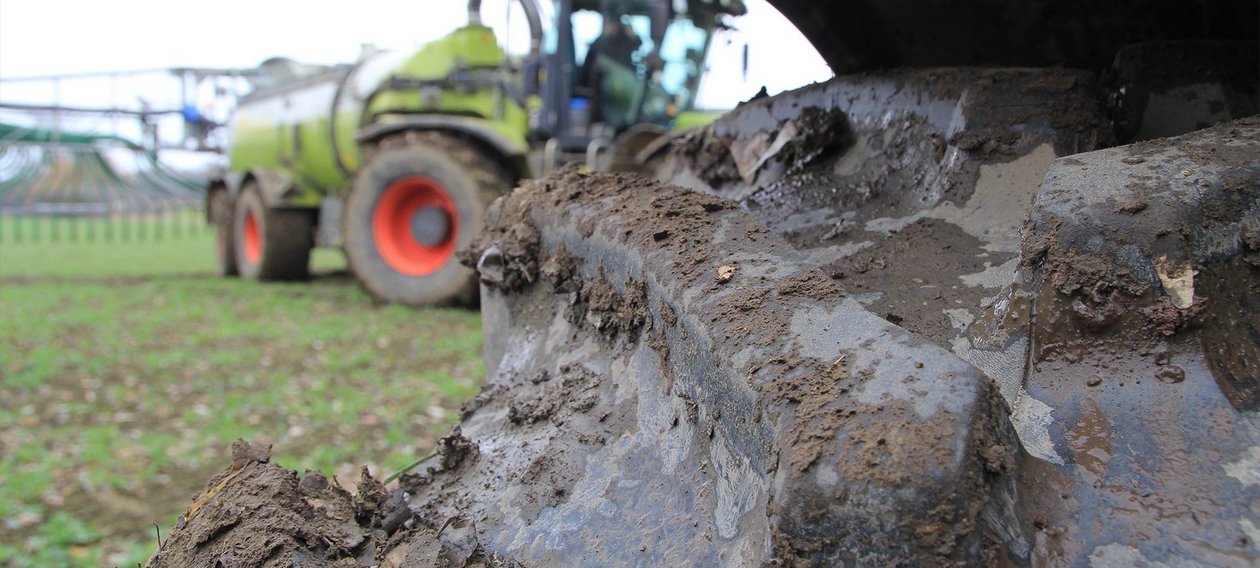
[646,17,711,121]
[553,8,714,130]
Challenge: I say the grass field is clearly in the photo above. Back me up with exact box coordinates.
[0,216,484,566]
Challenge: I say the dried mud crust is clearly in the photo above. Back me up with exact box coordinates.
[455,183,540,295]
[669,128,741,187]
[468,167,743,296]
[670,105,851,188]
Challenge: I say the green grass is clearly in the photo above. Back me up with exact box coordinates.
[0,217,484,567]
[0,214,343,278]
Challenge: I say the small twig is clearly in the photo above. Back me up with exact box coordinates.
[383,452,438,485]
[436,514,460,537]
[154,522,164,551]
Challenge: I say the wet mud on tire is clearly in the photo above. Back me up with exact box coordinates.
[423,169,1015,565]
[148,169,1019,567]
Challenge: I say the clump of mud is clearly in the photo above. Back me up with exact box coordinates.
[669,127,741,187]
[670,105,850,189]
[145,438,520,568]
[458,183,542,293]
[464,166,741,294]
[564,266,648,340]
[147,441,379,568]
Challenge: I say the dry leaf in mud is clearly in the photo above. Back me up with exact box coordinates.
[1154,255,1196,309]
[717,264,738,282]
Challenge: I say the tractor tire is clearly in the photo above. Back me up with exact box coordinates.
[233,183,313,281]
[210,189,239,277]
[344,132,510,307]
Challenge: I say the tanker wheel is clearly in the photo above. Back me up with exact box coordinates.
[210,189,238,277]
[233,183,313,281]
[344,133,509,306]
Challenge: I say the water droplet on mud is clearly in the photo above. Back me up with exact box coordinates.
[1155,365,1185,384]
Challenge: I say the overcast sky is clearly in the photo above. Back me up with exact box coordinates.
[0,0,831,155]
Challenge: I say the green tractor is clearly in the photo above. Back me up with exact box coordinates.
[207,0,747,305]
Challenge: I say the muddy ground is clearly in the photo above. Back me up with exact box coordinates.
[0,258,483,566]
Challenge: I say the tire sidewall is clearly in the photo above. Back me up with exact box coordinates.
[344,144,486,305]
[234,186,266,280]
[213,190,239,277]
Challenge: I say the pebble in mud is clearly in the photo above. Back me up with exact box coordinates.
[1086,375,1103,387]
[1156,365,1186,384]
[1070,296,1123,332]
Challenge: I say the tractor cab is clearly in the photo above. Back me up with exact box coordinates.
[532,0,746,161]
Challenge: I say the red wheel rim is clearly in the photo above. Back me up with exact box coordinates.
[372,176,458,277]
[242,210,261,264]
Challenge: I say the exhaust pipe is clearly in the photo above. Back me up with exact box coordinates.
[466,0,544,57]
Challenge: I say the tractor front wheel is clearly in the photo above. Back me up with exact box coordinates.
[344,133,509,306]
[233,183,313,280]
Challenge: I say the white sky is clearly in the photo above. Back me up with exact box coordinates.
[0,0,831,153]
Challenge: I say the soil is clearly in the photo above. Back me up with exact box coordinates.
[824,217,998,345]
[147,441,374,568]
[564,266,648,340]
[457,182,541,294]
[1003,116,1260,565]
[654,69,1260,565]
[669,128,741,188]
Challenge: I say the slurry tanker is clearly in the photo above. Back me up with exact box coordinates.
[208,0,745,305]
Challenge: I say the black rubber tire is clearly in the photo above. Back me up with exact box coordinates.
[345,132,510,307]
[233,183,314,281]
[210,189,239,277]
